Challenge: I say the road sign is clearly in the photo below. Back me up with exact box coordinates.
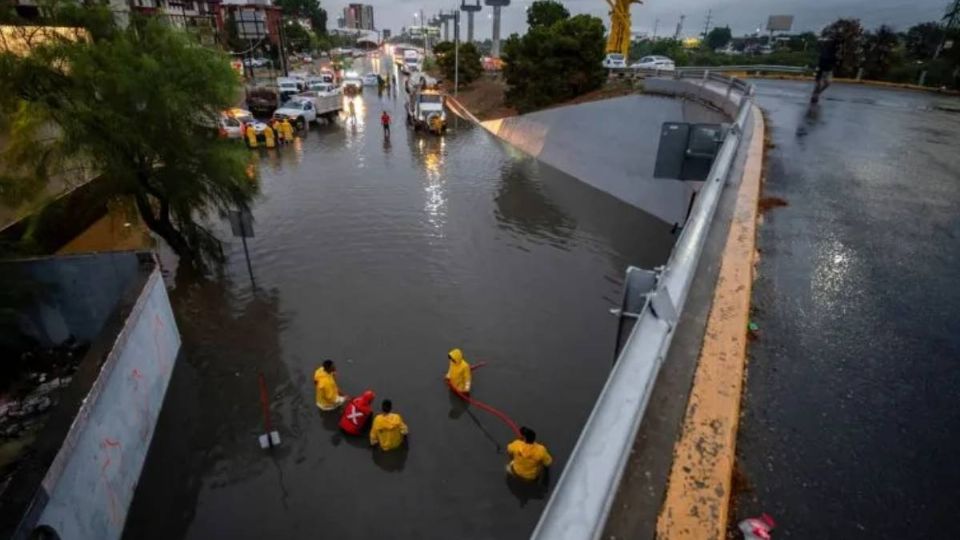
[228,209,255,238]
[766,15,793,32]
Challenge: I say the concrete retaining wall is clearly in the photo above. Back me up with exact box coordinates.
[480,95,728,225]
[643,78,746,118]
[8,259,181,540]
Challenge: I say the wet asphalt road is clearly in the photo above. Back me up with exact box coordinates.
[122,58,678,539]
[735,81,960,538]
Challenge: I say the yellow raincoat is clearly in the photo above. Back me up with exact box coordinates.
[245,124,258,148]
[314,367,343,410]
[263,125,276,148]
[280,119,295,141]
[445,348,471,393]
[369,412,408,451]
[507,439,553,480]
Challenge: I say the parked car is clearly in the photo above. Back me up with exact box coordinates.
[243,57,270,68]
[307,82,340,96]
[272,97,318,129]
[601,53,627,69]
[631,55,676,71]
[219,108,267,139]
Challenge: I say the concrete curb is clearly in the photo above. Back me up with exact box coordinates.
[655,103,764,539]
[444,94,484,126]
[742,73,960,96]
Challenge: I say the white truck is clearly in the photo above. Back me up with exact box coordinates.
[273,92,341,129]
[402,49,421,74]
[406,87,447,134]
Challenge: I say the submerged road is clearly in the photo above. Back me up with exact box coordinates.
[735,81,960,537]
[122,58,679,539]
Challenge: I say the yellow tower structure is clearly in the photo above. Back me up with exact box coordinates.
[606,0,643,56]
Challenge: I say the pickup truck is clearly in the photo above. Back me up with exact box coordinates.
[273,92,342,128]
[272,97,320,129]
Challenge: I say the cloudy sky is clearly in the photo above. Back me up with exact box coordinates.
[340,0,951,38]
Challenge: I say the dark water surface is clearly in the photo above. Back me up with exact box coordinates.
[124,60,675,540]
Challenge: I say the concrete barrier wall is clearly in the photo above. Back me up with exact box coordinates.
[480,95,728,225]
[27,268,180,539]
[643,78,745,118]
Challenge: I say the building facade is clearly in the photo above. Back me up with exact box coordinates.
[341,3,374,31]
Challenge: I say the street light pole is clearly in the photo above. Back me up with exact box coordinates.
[454,8,459,96]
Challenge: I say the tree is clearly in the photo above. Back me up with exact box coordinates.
[502,14,606,112]
[433,40,455,57]
[821,18,865,78]
[904,22,944,59]
[785,32,818,53]
[283,20,313,52]
[274,0,327,35]
[527,0,569,29]
[0,9,256,264]
[436,42,483,86]
[705,26,732,51]
[863,25,901,79]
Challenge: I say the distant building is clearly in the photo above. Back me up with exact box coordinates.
[381,28,391,40]
[342,3,374,31]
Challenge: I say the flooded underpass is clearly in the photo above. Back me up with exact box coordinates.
[121,58,679,539]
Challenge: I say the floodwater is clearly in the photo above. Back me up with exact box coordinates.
[123,57,676,539]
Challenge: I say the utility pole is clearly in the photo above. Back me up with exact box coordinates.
[454,8,460,96]
[674,14,685,40]
[702,9,712,39]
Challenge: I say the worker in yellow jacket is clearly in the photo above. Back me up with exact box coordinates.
[507,427,553,481]
[280,118,295,142]
[369,399,408,451]
[263,124,276,148]
[245,124,258,148]
[445,348,471,393]
[314,359,346,411]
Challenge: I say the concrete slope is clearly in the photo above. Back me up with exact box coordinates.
[483,95,727,224]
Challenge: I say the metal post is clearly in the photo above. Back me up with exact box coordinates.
[454,9,459,96]
[491,5,501,57]
[467,10,474,43]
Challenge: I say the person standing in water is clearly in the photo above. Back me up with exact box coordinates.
[445,348,472,393]
[314,359,346,411]
[369,399,409,451]
[506,427,553,481]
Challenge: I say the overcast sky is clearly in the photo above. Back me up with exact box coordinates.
[340,0,951,39]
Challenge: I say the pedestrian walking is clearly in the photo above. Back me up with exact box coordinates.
[812,38,838,104]
[381,110,391,137]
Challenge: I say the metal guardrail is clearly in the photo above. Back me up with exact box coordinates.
[620,64,808,77]
[530,72,755,540]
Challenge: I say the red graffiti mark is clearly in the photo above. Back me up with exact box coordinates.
[129,370,152,443]
[98,437,124,528]
[152,314,170,371]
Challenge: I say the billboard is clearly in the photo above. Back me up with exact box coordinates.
[766,15,794,32]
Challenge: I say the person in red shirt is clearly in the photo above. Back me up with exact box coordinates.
[338,390,376,435]
[380,110,391,137]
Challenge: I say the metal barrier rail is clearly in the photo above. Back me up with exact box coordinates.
[620,64,808,77]
[530,72,755,540]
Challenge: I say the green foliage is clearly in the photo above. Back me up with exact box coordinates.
[433,40,454,57]
[436,42,482,86]
[0,9,257,264]
[283,20,313,52]
[904,22,944,59]
[785,32,818,53]
[705,26,732,51]
[274,0,326,35]
[502,14,606,113]
[821,18,865,77]
[527,0,569,29]
[863,25,901,79]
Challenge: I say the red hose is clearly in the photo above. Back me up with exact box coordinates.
[447,362,522,439]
